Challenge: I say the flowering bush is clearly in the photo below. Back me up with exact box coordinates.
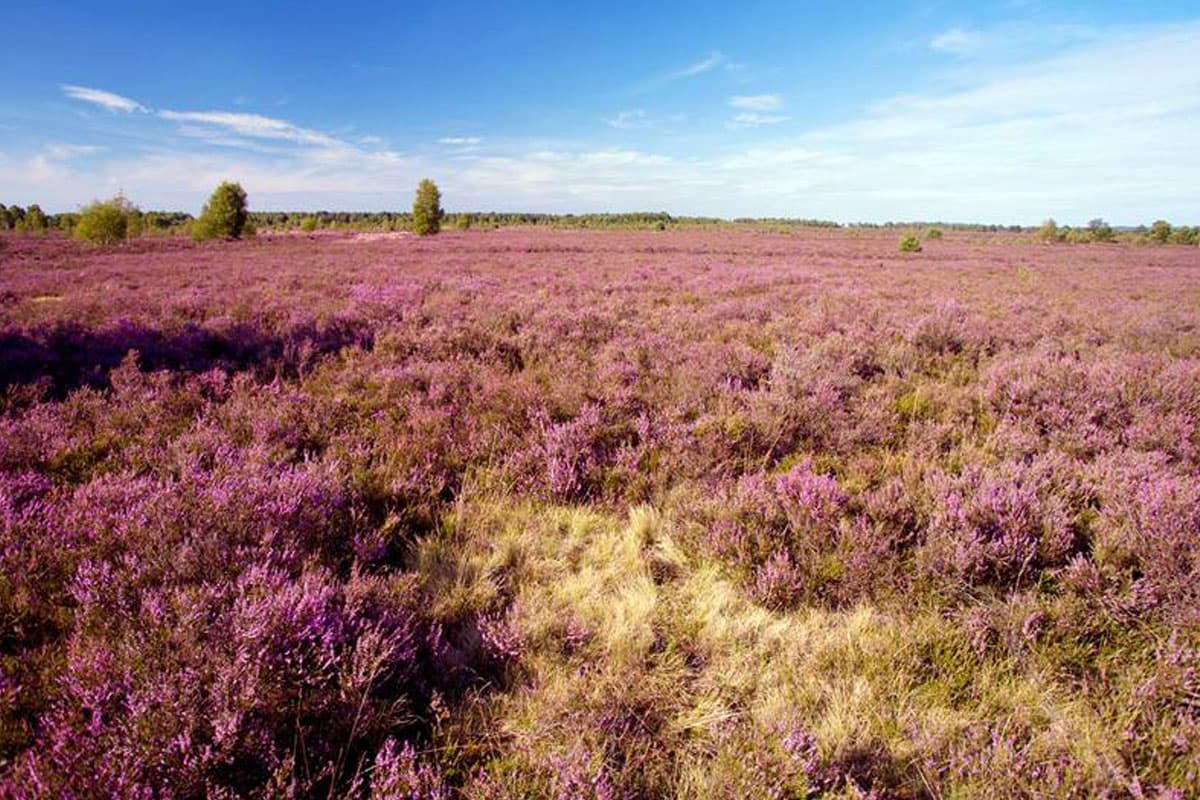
[2,227,1198,796]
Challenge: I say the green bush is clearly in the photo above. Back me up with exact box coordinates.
[899,234,922,253]
[1087,218,1114,243]
[75,195,139,244]
[1149,220,1172,244]
[924,227,943,240]
[300,216,319,233]
[193,182,249,241]
[412,179,443,236]
[1170,225,1197,246]
[16,204,48,234]
[1037,218,1059,242]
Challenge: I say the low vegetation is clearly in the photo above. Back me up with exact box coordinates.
[1,228,1197,797]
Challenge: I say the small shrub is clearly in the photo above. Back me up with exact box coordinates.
[1087,218,1114,243]
[1149,220,1172,244]
[1169,225,1196,246]
[899,234,922,253]
[300,216,319,232]
[193,181,249,241]
[74,196,139,244]
[925,227,943,240]
[1037,218,1059,242]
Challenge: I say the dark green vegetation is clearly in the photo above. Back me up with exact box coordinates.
[192,181,251,241]
[411,178,444,236]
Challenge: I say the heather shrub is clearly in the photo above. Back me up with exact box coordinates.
[899,233,921,252]
[918,458,1088,590]
[3,227,1199,797]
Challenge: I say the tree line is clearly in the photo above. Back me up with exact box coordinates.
[4,188,1198,243]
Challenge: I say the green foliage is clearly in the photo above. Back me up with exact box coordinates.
[1037,218,1059,242]
[300,216,319,232]
[193,181,249,241]
[1087,218,1114,243]
[1170,225,1197,246]
[3,204,25,231]
[1149,220,1172,244]
[924,227,943,239]
[16,204,48,234]
[898,233,922,252]
[74,195,139,244]
[454,213,471,231]
[412,178,443,236]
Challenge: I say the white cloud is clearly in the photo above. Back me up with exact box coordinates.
[731,112,789,127]
[930,27,984,55]
[15,21,1200,222]
[729,94,782,111]
[159,110,339,146]
[61,85,148,113]
[44,144,104,159]
[605,110,648,129]
[669,51,725,79]
[438,136,482,145]
[631,51,728,93]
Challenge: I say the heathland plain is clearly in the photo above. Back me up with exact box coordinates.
[1,226,1199,798]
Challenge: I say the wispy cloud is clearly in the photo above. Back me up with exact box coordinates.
[668,51,726,79]
[61,84,148,113]
[630,51,728,94]
[605,110,648,129]
[159,110,338,146]
[729,94,782,111]
[929,27,984,55]
[15,21,1199,222]
[730,112,788,127]
[45,143,104,159]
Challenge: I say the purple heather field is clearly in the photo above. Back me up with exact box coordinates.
[1,227,1199,798]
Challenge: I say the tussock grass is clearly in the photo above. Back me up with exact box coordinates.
[423,495,1134,798]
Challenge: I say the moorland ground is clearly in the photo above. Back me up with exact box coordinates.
[2,227,1199,798]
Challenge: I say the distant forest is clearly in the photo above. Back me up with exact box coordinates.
[3,202,1197,243]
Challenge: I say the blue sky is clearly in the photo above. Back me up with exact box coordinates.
[2,1,1198,223]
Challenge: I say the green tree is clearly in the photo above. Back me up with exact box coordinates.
[193,181,249,241]
[1087,218,1114,243]
[412,179,443,236]
[1171,225,1197,246]
[17,204,48,233]
[75,195,139,244]
[1037,218,1059,242]
[1149,219,1172,244]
